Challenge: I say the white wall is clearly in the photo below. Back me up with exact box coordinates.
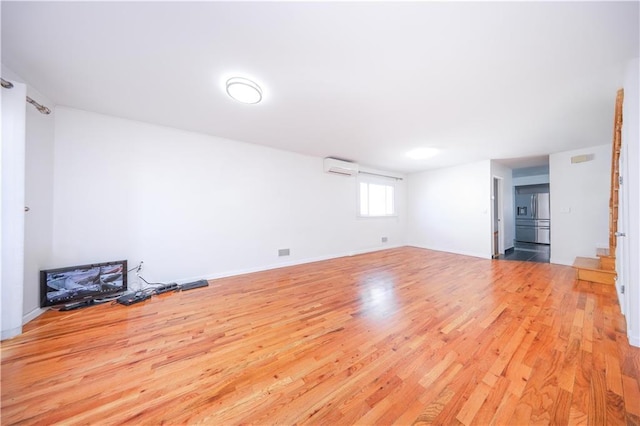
[622,58,639,347]
[23,95,55,321]
[549,144,611,265]
[51,107,406,286]
[407,160,492,259]
[513,174,549,186]
[1,79,27,339]
[2,66,55,323]
[491,161,514,251]
[2,66,56,326]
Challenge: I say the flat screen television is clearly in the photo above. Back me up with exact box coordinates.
[40,260,127,308]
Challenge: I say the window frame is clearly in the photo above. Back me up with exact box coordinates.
[357,174,398,218]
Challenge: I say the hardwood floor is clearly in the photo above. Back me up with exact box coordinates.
[2,247,639,425]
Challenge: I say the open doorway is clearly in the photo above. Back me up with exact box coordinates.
[501,164,550,263]
[492,158,551,263]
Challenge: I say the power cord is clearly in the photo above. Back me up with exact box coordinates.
[125,261,180,300]
[139,275,166,287]
[139,275,179,294]
[127,261,144,273]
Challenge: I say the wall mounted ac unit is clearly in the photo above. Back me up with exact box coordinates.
[323,158,359,176]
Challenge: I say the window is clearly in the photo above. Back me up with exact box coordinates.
[359,179,396,217]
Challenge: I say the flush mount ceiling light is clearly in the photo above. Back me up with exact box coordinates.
[226,77,263,104]
[406,147,439,160]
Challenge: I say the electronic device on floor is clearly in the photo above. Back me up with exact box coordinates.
[116,291,151,306]
[154,283,179,294]
[178,279,209,291]
[40,259,128,310]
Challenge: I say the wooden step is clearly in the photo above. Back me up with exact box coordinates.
[596,248,616,270]
[572,256,616,284]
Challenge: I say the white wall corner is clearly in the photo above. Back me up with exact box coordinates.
[1,326,23,341]
[1,79,27,339]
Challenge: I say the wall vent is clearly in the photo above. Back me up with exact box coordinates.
[571,154,594,164]
[278,248,290,257]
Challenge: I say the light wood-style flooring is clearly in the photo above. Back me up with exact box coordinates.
[2,247,639,424]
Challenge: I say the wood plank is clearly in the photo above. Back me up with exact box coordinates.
[455,381,491,425]
[552,388,573,425]
[622,375,640,418]
[589,369,607,424]
[576,269,616,285]
[609,88,624,255]
[573,256,603,271]
[599,256,616,271]
[1,247,639,424]
[573,257,617,285]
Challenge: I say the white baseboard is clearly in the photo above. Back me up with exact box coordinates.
[406,243,491,260]
[550,256,574,266]
[1,325,22,341]
[174,244,406,285]
[23,307,46,324]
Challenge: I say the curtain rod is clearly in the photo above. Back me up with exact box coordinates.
[358,170,403,181]
[1,78,51,115]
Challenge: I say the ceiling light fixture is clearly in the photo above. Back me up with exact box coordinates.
[406,147,439,160]
[226,77,263,104]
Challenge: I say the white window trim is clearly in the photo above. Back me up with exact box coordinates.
[357,174,398,218]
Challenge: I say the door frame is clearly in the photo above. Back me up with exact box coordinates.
[617,138,629,317]
[492,176,505,257]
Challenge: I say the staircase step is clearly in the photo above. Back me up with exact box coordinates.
[596,248,616,270]
[573,256,600,270]
[572,257,616,284]
[599,256,616,271]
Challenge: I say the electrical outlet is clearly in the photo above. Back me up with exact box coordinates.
[381,237,388,243]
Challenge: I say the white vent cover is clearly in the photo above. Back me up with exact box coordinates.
[323,158,359,176]
[571,154,594,164]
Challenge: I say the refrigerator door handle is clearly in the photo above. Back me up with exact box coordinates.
[530,196,534,219]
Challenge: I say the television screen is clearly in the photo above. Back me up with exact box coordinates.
[40,260,127,308]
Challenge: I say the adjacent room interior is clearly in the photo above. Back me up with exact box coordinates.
[1,2,639,424]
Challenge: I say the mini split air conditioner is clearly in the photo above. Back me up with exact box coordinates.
[323,158,359,176]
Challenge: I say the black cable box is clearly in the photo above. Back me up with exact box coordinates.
[60,299,94,311]
[117,291,151,306]
[179,279,209,291]
[154,283,178,294]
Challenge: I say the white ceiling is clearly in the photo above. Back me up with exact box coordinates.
[2,1,638,173]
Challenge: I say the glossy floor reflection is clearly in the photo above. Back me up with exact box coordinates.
[3,247,638,424]
[498,241,550,263]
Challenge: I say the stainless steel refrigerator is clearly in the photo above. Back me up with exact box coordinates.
[515,190,550,244]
